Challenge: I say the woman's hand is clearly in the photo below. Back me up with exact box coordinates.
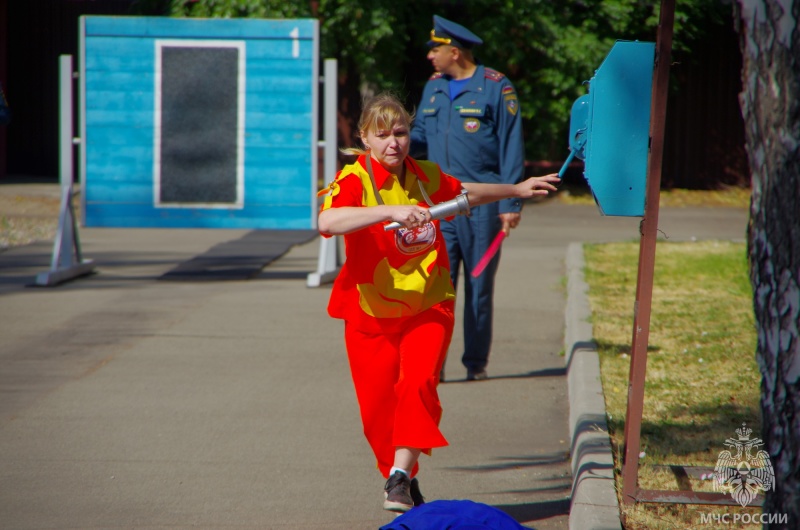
[514,173,561,198]
[390,204,431,229]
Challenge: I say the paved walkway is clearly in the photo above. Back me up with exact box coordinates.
[0,182,748,529]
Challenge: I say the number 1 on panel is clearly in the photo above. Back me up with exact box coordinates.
[290,27,299,58]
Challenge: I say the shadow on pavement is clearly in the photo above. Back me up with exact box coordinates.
[496,497,571,525]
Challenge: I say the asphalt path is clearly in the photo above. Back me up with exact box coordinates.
[0,186,748,529]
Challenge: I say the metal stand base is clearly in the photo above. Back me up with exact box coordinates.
[35,183,95,287]
[306,235,339,287]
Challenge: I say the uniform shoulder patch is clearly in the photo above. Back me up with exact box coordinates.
[429,72,444,80]
[318,169,347,197]
[484,68,506,82]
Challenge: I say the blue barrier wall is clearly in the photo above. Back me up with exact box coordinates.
[80,17,319,229]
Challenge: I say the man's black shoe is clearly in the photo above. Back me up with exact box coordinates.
[467,368,488,381]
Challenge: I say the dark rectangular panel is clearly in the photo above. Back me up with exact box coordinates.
[159,45,239,204]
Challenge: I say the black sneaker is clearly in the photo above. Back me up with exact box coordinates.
[383,471,414,513]
[410,477,425,506]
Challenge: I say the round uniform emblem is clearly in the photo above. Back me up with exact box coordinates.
[395,222,436,255]
[464,118,480,133]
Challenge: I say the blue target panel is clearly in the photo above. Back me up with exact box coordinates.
[585,41,654,216]
[561,40,655,216]
[80,16,319,228]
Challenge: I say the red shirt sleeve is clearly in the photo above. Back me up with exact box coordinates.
[322,172,364,210]
[318,171,365,238]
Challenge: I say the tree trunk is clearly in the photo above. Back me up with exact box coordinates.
[734,1,800,527]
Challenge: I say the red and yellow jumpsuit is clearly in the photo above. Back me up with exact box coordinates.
[320,154,464,478]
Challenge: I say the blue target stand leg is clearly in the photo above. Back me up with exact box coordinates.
[36,55,95,287]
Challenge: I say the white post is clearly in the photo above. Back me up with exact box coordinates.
[36,55,95,286]
[307,58,340,287]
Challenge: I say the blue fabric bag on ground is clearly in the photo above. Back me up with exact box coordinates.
[379,499,527,530]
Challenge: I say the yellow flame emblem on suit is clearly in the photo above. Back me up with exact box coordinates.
[357,251,453,318]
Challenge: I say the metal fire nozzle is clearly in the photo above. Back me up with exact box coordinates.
[384,192,471,231]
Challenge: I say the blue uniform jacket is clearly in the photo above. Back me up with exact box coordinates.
[411,64,525,214]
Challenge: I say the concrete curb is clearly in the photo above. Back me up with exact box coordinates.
[565,242,623,530]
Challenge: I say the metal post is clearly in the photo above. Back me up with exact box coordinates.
[621,0,675,506]
[52,54,76,271]
[322,59,337,201]
[35,55,94,286]
[59,56,74,193]
[307,58,340,287]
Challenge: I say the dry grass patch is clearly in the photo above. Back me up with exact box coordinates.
[0,192,84,250]
[0,194,61,249]
[584,240,762,529]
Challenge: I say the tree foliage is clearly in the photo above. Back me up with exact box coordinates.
[164,0,730,159]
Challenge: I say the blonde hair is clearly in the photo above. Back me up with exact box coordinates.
[341,92,416,156]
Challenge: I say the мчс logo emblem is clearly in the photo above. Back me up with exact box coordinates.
[395,222,436,255]
[713,423,775,507]
[463,118,480,133]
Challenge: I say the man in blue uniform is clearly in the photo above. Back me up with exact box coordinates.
[411,15,526,381]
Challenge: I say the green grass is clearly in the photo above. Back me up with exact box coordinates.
[583,240,762,529]
[557,184,751,209]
